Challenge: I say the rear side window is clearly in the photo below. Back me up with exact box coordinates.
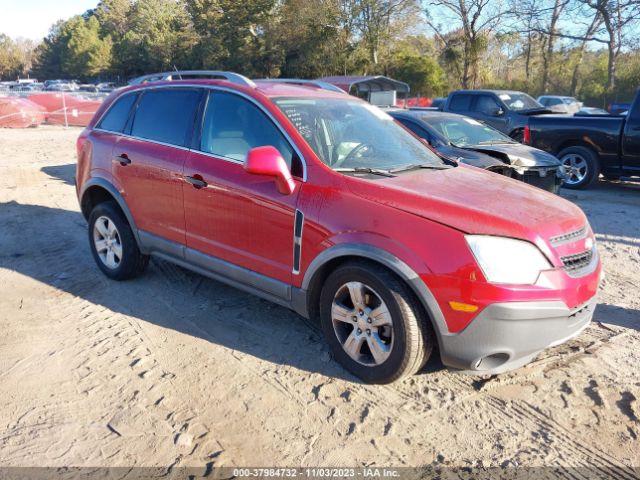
[448,94,473,112]
[131,89,201,146]
[97,93,137,132]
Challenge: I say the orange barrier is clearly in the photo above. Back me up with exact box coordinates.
[0,96,46,128]
[27,92,102,127]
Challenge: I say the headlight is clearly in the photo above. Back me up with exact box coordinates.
[465,235,552,284]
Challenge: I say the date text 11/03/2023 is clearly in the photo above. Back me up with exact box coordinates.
[232,468,401,478]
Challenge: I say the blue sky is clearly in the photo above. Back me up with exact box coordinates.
[0,0,98,40]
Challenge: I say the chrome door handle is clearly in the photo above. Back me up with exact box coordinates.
[184,175,207,189]
[114,154,131,166]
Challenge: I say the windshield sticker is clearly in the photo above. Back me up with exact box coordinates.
[463,118,482,125]
[499,94,511,101]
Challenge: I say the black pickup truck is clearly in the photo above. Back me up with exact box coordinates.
[525,90,640,189]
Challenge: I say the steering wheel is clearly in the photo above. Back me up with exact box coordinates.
[452,136,470,145]
[337,143,374,167]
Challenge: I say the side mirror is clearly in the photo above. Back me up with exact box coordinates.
[492,107,505,116]
[244,146,296,195]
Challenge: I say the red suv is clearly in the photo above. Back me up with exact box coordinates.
[76,72,601,384]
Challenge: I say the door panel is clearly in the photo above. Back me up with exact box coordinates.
[183,152,299,283]
[622,110,640,170]
[113,136,188,245]
[183,90,302,283]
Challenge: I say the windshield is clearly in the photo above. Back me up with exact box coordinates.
[497,93,541,111]
[424,116,514,147]
[274,98,445,172]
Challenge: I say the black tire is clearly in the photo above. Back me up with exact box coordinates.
[88,201,149,280]
[319,260,433,384]
[557,146,600,190]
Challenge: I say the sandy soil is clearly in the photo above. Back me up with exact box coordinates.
[0,126,639,474]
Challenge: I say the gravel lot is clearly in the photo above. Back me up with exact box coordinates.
[0,126,639,474]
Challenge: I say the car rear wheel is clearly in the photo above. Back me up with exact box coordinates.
[558,146,600,189]
[88,201,149,280]
[319,261,433,384]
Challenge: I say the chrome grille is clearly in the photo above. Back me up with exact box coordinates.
[550,226,587,246]
[561,249,594,276]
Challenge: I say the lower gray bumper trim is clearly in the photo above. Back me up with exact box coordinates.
[439,297,597,374]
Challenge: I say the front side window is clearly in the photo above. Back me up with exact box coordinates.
[200,92,295,170]
[396,118,433,143]
[97,93,137,133]
[474,95,501,115]
[497,92,541,111]
[275,97,446,172]
[131,89,201,146]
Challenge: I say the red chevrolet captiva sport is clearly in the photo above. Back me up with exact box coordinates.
[76,71,601,384]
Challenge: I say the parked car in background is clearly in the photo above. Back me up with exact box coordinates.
[76,71,600,383]
[97,82,117,92]
[576,107,610,116]
[79,84,99,93]
[441,90,552,141]
[608,102,631,115]
[430,97,447,109]
[525,90,640,188]
[45,80,78,92]
[537,95,582,114]
[389,110,563,193]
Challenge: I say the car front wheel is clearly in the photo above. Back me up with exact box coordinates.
[88,201,149,280]
[319,261,433,384]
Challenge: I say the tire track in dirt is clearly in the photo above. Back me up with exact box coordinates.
[484,395,639,479]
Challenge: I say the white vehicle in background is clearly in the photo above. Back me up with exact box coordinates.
[537,95,583,114]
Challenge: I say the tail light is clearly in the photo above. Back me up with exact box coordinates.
[523,125,531,145]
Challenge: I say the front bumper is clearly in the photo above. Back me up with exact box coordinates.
[438,296,596,374]
[514,167,563,193]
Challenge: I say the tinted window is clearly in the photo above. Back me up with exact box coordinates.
[448,94,473,112]
[474,95,501,114]
[131,89,201,146]
[397,118,431,141]
[201,91,296,170]
[98,93,137,132]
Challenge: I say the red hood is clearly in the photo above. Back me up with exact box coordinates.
[346,165,586,244]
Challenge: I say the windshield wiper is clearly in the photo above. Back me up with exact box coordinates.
[334,167,396,177]
[389,163,452,173]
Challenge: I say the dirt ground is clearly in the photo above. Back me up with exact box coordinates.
[0,125,639,474]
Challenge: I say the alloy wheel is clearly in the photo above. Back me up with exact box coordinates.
[93,215,123,269]
[561,153,588,185]
[331,281,394,366]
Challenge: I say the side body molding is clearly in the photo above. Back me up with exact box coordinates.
[297,243,450,337]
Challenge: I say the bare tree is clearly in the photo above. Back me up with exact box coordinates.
[349,0,420,67]
[527,0,640,89]
[581,0,640,89]
[425,0,508,88]
[569,11,603,94]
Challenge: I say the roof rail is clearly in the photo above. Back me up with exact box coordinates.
[128,70,256,88]
[257,79,346,94]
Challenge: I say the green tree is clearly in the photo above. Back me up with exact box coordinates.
[186,0,276,75]
[119,0,197,75]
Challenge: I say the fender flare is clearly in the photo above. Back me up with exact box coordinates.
[79,177,142,248]
[301,243,450,337]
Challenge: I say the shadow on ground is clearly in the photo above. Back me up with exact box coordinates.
[0,196,451,381]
